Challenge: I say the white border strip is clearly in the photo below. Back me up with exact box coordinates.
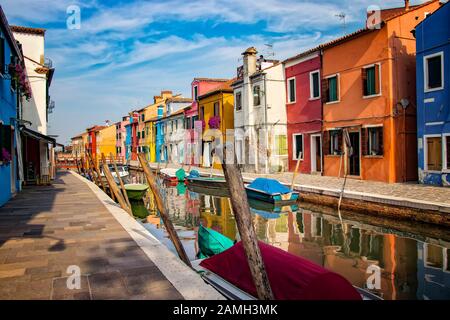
[69,171,224,300]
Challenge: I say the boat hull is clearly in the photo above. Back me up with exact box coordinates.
[124,184,149,201]
[187,177,229,190]
[245,187,299,205]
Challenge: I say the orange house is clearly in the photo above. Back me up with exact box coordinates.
[321,0,441,183]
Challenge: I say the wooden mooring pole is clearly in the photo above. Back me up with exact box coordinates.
[221,153,274,300]
[101,154,116,202]
[110,152,131,209]
[290,152,302,190]
[138,153,191,267]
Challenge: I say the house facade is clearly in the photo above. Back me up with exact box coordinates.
[321,0,440,183]
[198,79,234,169]
[415,1,450,186]
[96,123,116,161]
[185,78,228,165]
[115,116,129,163]
[283,52,323,174]
[12,25,57,183]
[232,47,288,174]
[0,7,24,205]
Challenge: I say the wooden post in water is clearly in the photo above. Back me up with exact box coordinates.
[138,153,191,267]
[86,151,101,186]
[290,152,303,191]
[221,153,274,300]
[89,151,108,193]
[75,152,81,174]
[102,161,133,216]
[110,152,131,209]
[100,154,116,202]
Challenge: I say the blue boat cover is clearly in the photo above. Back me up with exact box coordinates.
[188,170,200,178]
[247,178,291,195]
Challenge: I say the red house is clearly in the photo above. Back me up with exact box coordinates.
[185,78,229,165]
[86,125,105,160]
[284,51,323,174]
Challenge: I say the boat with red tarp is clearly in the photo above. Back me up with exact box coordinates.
[194,241,381,300]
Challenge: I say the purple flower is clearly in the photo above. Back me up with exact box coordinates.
[208,116,221,129]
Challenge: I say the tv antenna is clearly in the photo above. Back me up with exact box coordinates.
[263,43,275,59]
[335,12,347,35]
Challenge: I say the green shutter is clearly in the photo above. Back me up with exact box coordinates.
[329,77,337,102]
[366,67,376,96]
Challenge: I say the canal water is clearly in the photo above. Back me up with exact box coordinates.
[129,177,450,300]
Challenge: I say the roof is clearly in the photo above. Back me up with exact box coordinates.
[198,78,236,100]
[415,0,447,29]
[10,25,46,35]
[283,0,439,64]
[193,78,229,83]
[86,125,106,132]
[166,97,192,104]
[0,6,23,60]
[22,127,56,146]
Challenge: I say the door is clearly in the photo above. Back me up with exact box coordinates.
[310,134,322,173]
[348,132,360,176]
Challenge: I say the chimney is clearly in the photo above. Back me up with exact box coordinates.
[105,120,110,127]
[242,47,257,77]
[405,0,410,10]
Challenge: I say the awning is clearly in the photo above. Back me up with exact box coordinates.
[21,127,56,147]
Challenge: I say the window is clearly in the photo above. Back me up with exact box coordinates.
[325,75,339,103]
[253,85,261,106]
[426,136,442,171]
[214,102,220,117]
[185,117,191,129]
[275,135,287,155]
[310,71,320,99]
[0,37,5,76]
[141,130,145,139]
[362,64,380,97]
[293,134,303,160]
[137,131,140,139]
[0,124,12,162]
[200,106,205,120]
[329,130,342,155]
[366,127,383,156]
[192,116,199,129]
[236,92,242,111]
[194,86,198,101]
[287,77,296,103]
[424,52,444,92]
[446,136,450,170]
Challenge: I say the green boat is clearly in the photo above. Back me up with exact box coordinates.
[124,184,149,201]
[197,224,234,259]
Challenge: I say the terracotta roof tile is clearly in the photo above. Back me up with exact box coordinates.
[198,78,236,99]
[11,25,46,35]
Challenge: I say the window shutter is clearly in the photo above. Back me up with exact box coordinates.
[378,127,384,155]
[374,64,380,94]
[361,128,368,156]
[361,68,367,96]
[321,78,329,103]
[323,131,330,156]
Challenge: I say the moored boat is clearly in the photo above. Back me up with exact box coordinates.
[197,224,234,259]
[245,178,299,205]
[124,184,149,201]
[160,168,186,182]
[186,176,229,190]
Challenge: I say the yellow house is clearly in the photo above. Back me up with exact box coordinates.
[96,124,116,164]
[198,79,235,169]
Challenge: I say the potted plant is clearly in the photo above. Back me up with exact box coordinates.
[8,63,32,101]
[208,116,221,129]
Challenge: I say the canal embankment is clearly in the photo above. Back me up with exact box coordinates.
[130,162,450,228]
[0,171,223,300]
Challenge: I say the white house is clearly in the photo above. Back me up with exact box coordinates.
[232,47,288,173]
[12,26,56,183]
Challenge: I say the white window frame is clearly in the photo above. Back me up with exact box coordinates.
[366,125,384,156]
[287,76,296,104]
[424,134,443,173]
[444,133,450,172]
[309,70,321,100]
[325,73,340,104]
[362,63,382,99]
[424,51,444,93]
[253,85,261,107]
[292,133,304,160]
[235,91,242,112]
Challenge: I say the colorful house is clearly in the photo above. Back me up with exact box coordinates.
[125,111,139,161]
[232,47,288,174]
[86,125,105,162]
[198,79,235,168]
[321,0,440,183]
[115,116,129,163]
[96,123,116,162]
[0,7,24,205]
[283,51,323,174]
[165,97,191,164]
[415,1,450,186]
[185,78,229,165]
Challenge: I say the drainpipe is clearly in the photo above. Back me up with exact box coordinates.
[263,73,269,174]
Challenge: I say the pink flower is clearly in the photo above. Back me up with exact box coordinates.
[208,116,221,129]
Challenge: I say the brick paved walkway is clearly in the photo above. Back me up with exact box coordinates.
[146,163,450,206]
[0,172,184,300]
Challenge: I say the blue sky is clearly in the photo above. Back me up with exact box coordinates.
[1,0,428,144]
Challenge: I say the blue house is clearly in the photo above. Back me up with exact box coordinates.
[155,105,167,163]
[416,1,450,186]
[125,121,132,161]
[0,7,24,206]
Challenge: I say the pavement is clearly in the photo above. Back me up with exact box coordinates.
[0,171,222,300]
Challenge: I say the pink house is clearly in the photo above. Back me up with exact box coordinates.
[284,51,323,174]
[115,116,129,163]
[185,78,229,164]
